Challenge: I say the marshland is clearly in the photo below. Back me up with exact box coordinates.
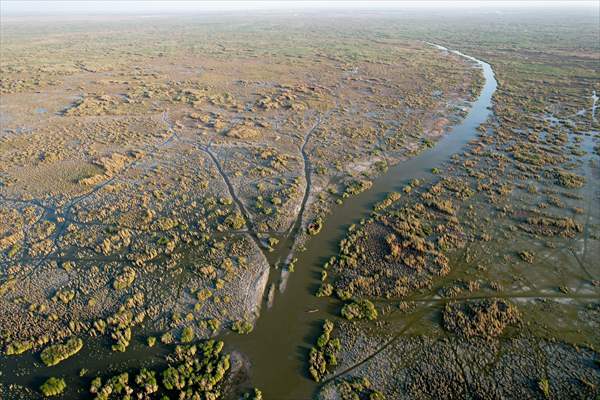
[0,3,598,399]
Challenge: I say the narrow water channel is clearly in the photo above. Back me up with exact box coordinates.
[592,90,598,122]
[223,43,498,399]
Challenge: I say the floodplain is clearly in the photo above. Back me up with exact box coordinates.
[0,6,598,400]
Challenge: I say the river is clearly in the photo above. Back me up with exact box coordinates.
[223,43,498,399]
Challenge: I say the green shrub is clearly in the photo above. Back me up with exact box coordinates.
[89,377,102,394]
[308,320,339,382]
[341,299,378,321]
[161,340,230,394]
[40,377,66,396]
[113,267,136,290]
[160,332,173,344]
[243,388,263,400]
[538,378,550,398]
[5,340,34,355]
[40,338,83,366]
[337,376,386,400]
[343,179,372,197]
[231,320,254,334]
[180,326,195,343]
[316,283,333,297]
[307,217,323,235]
[90,372,129,399]
[225,213,245,229]
[135,368,158,394]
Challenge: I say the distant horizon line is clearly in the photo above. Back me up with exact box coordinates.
[1,0,598,17]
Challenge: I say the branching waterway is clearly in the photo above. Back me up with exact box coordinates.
[0,43,497,399]
[222,43,498,399]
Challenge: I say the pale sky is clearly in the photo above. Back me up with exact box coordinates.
[1,1,598,16]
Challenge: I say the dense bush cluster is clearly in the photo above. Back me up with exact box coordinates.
[161,340,230,398]
[443,299,520,340]
[40,337,83,366]
[40,377,67,396]
[88,339,231,399]
[307,216,324,235]
[308,320,341,382]
[341,299,378,321]
[231,320,254,334]
[337,376,386,400]
[90,372,130,400]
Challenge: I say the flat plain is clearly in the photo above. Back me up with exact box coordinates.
[0,7,598,400]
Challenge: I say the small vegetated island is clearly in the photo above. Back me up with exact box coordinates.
[0,4,599,400]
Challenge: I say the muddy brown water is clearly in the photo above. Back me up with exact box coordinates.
[0,44,497,399]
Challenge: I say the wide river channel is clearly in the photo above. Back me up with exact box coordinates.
[223,43,498,399]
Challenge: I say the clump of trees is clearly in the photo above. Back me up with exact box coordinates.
[308,320,341,382]
[307,216,323,235]
[135,368,158,395]
[40,377,66,396]
[87,340,231,399]
[341,299,378,321]
[343,179,373,198]
[231,320,254,334]
[161,331,174,344]
[337,376,386,400]
[111,326,131,352]
[161,340,230,398]
[225,212,246,230]
[243,388,264,399]
[316,282,334,297]
[5,340,34,355]
[180,326,195,343]
[89,372,129,399]
[40,337,83,366]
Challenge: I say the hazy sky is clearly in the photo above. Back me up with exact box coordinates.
[2,1,598,16]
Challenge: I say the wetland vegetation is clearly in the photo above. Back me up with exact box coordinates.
[0,4,598,400]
